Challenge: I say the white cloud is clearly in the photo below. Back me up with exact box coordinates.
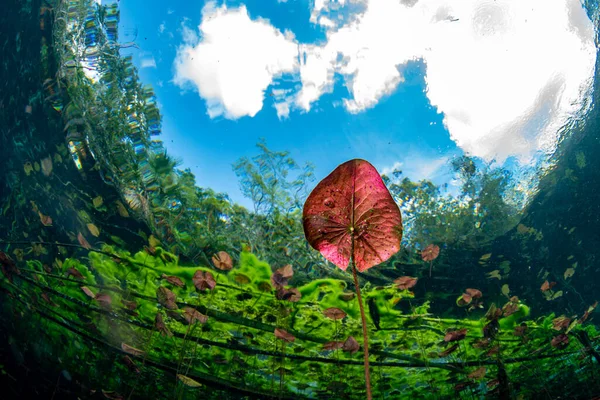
[172,0,595,163]
[158,22,166,34]
[141,56,157,68]
[173,2,299,119]
[380,155,449,182]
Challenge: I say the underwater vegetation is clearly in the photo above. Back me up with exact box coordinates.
[1,0,600,399]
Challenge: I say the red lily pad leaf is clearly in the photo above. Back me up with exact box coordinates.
[323,341,344,351]
[541,280,556,292]
[421,244,440,262]
[444,328,467,342]
[182,307,208,325]
[440,343,459,356]
[342,336,360,354]
[94,293,112,309]
[323,307,347,320]
[193,270,216,291]
[274,328,295,343]
[66,267,84,280]
[394,276,417,290]
[465,288,482,299]
[552,316,571,331]
[468,367,487,380]
[551,334,569,349]
[157,286,178,310]
[161,274,185,288]
[121,343,145,357]
[77,232,91,249]
[212,251,233,271]
[276,264,294,278]
[302,159,403,272]
[276,287,301,302]
[80,286,95,298]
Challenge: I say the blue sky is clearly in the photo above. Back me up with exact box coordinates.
[115,0,596,208]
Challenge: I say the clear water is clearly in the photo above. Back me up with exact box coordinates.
[1,0,600,399]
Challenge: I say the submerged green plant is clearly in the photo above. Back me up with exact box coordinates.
[302,159,403,400]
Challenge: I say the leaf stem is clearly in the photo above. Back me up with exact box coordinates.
[350,252,372,400]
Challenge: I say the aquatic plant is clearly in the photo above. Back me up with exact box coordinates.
[303,159,403,399]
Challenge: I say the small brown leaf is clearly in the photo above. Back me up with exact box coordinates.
[486,345,500,356]
[440,343,459,356]
[121,343,145,357]
[157,286,178,310]
[514,324,527,337]
[66,267,84,280]
[182,307,208,325]
[468,367,486,380]
[276,287,301,302]
[274,328,295,343]
[80,286,95,298]
[457,293,472,307]
[323,307,347,320]
[193,270,216,291]
[276,264,294,278]
[155,312,173,337]
[87,223,100,237]
[38,212,53,226]
[444,328,467,342]
[234,273,251,284]
[211,251,233,270]
[421,244,440,262]
[122,356,140,373]
[77,232,91,249]
[95,293,112,309]
[102,390,124,400]
[41,156,53,176]
[502,302,519,317]
[323,341,344,351]
[552,316,571,331]
[551,334,569,349]
[342,336,360,354]
[394,276,418,290]
[161,274,185,288]
[122,300,138,310]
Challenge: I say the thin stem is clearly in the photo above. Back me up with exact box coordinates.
[351,254,372,400]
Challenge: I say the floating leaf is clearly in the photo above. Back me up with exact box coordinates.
[271,264,294,288]
[38,212,53,226]
[564,268,575,279]
[274,328,295,343]
[444,328,467,342]
[480,253,492,261]
[302,159,403,272]
[233,273,251,285]
[323,307,347,320]
[177,374,202,388]
[456,293,472,307]
[77,232,91,249]
[87,223,100,237]
[323,341,344,351]
[157,287,178,310]
[41,156,53,176]
[486,270,501,280]
[465,288,482,299]
[421,244,440,262]
[276,287,301,302]
[342,336,360,354]
[211,251,233,271]
[161,274,185,288]
[121,343,145,357]
[24,162,33,176]
[581,302,598,323]
[394,276,418,290]
[193,270,216,291]
[540,280,556,292]
[501,284,510,297]
[502,302,519,317]
[115,201,129,218]
[468,367,487,380]
[182,307,208,325]
[80,286,95,298]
